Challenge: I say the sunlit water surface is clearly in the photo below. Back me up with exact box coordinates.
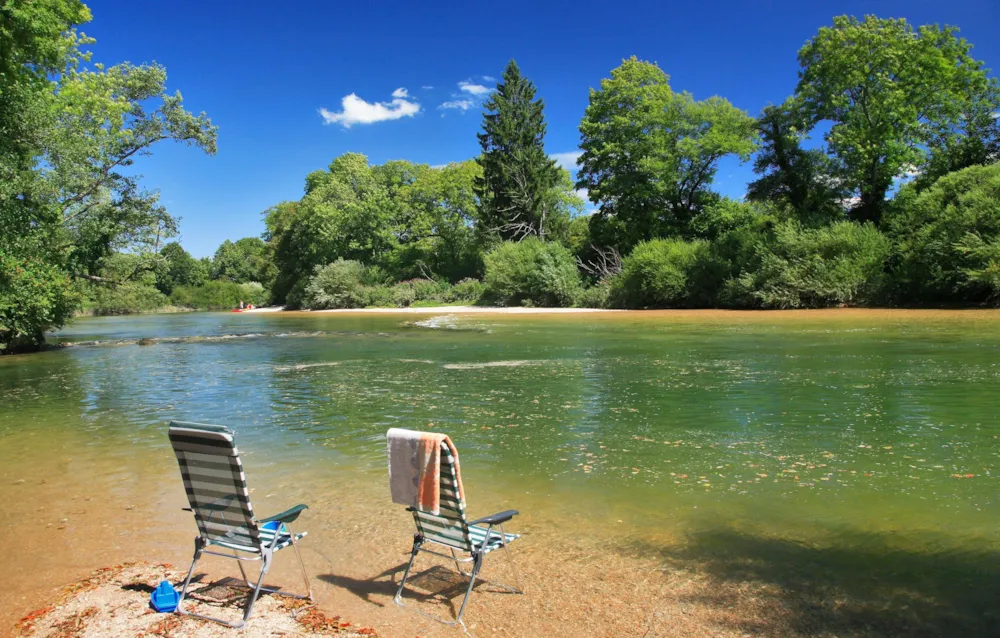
[2,310,999,633]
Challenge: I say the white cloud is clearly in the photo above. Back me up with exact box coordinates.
[421,85,434,90]
[551,151,583,171]
[459,80,491,96]
[319,91,420,128]
[391,87,409,98]
[482,75,496,82]
[440,99,474,111]
[575,188,590,201]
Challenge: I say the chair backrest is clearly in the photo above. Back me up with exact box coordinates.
[168,421,261,552]
[411,440,473,552]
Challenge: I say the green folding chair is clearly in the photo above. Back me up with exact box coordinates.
[168,421,312,629]
[392,436,524,628]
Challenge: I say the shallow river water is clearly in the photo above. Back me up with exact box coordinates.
[2,309,999,637]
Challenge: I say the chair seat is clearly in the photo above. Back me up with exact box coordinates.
[469,525,518,553]
[209,527,307,553]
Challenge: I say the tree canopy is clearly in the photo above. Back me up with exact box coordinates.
[577,57,757,249]
[796,15,999,224]
[475,60,562,241]
[0,0,216,352]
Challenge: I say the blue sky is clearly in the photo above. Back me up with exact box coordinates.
[85,0,999,258]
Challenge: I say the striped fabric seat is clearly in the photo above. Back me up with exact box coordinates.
[168,421,312,629]
[210,525,306,553]
[393,432,524,628]
[410,443,520,554]
[169,422,264,552]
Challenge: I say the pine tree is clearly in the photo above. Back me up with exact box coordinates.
[475,60,559,241]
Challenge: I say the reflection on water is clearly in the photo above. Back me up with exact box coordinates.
[3,310,1000,634]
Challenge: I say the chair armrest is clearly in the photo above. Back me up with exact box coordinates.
[468,510,519,526]
[260,504,309,525]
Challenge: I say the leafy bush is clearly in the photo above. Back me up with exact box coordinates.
[724,221,889,308]
[390,279,450,307]
[612,239,722,308]
[0,253,80,353]
[577,282,612,308]
[884,163,1000,304]
[483,238,582,307]
[362,285,396,307]
[444,278,486,304]
[86,283,170,316]
[300,259,368,309]
[171,280,268,310]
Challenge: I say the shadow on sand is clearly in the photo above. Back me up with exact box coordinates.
[627,527,1000,638]
[318,561,517,622]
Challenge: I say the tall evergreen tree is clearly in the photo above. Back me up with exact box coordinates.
[475,60,560,241]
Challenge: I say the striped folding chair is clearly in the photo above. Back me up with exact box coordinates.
[393,438,524,628]
[168,421,312,629]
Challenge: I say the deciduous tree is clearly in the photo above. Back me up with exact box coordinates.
[577,57,756,249]
[796,15,996,224]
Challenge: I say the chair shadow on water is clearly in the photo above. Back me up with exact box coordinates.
[629,527,1000,638]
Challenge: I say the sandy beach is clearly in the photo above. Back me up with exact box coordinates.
[244,305,620,314]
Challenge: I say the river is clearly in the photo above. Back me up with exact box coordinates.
[2,309,998,636]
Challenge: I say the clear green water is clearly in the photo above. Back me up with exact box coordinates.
[3,310,1000,632]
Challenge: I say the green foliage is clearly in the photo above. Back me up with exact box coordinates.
[386,160,483,282]
[691,198,777,240]
[483,238,581,307]
[390,279,451,307]
[297,259,485,309]
[0,0,216,351]
[612,239,721,308]
[723,221,890,309]
[475,60,561,241]
[746,101,846,222]
[157,242,207,294]
[919,88,1000,189]
[266,156,487,303]
[576,283,612,309]
[796,15,996,224]
[170,281,267,310]
[577,57,757,249]
[299,259,369,310]
[884,164,1000,303]
[83,283,169,316]
[211,237,273,285]
[0,252,80,353]
[445,278,487,304]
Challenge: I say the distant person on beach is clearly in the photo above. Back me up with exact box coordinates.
[239,300,244,310]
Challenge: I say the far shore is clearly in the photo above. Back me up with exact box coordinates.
[240,305,1000,320]
[243,305,620,314]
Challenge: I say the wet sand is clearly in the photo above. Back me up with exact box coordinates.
[5,425,995,637]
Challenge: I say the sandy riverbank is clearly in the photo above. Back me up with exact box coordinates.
[244,305,620,314]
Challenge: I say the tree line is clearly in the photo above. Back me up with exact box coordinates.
[265,16,1000,313]
[2,4,999,354]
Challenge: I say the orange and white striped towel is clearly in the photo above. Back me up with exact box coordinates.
[387,428,464,515]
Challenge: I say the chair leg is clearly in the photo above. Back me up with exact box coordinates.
[454,552,483,629]
[394,537,422,605]
[499,524,525,594]
[175,539,261,629]
[233,548,253,588]
[289,528,313,601]
[240,555,270,626]
[450,547,472,576]
[175,539,203,616]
